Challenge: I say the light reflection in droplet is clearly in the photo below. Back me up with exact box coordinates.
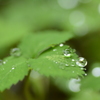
[65,64,69,66]
[12,67,15,70]
[76,57,87,67]
[92,67,100,77]
[59,43,64,47]
[69,10,85,27]
[63,49,72,57]
[68,78,81,92]
[72,59,75,61]
[84,73,87,76]
[58,0,79,10]
[3,62,6,64]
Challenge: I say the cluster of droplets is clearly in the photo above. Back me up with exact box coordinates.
[59,43,88,72]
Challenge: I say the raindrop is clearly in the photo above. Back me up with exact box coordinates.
[3,61,6,64]
[72,59,75,61]
[92,67,100,77]
[12,67,15,70]
[59,43,64,47]
[65,64,69,66]
[63,49,72,57]
[68,78,81,92]
[53,49,57,51]
[80,68,84,70]
[10,48,21,57]
[84,73,87,76]
[76,57,87,67]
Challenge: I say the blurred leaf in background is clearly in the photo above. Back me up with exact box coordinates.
[0,0,100,100]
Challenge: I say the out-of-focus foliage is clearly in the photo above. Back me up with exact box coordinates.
[0,0,100,100]
[18,31,74,58]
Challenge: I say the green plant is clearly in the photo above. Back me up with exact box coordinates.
[0,0,100,100]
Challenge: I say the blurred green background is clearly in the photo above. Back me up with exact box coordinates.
[0,0,100,100]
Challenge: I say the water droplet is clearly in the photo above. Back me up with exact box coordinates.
[0,60,3,65]
[80,68,84,70]
[12,67,15,70]
[72,59,75,61]
[63,49,72,57]
[92,67,100,77]
[68,78,81,92]
[84,73,87,76]
[3,61,6,64]
[65,64,69,66]
[59,43,64,47]
[53,49,57,51]
[10,48,21,57]
[76,57,87,67]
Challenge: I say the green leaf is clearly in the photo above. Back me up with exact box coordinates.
[0,57,29,91]
[28,45,85,78]
[18,31,74,58]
